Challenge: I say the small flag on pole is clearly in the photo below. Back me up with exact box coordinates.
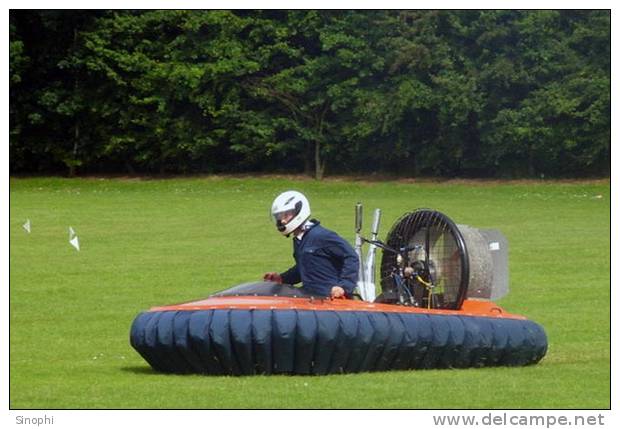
[70,236,80,251]
[69,226,80,251]
[23,219,31,233]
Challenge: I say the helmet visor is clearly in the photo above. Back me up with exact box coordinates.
[271,201,303,231]
[273,208,298,223]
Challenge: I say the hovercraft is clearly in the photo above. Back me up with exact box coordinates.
[130,207,547,375]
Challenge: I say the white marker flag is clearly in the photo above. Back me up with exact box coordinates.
[69,226,76,239]
[70,235,80,251]
[23,219,31,233]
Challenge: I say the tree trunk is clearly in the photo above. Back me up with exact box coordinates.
[69,123,79,177]
[314,139,325,180]
[314,106,328,180]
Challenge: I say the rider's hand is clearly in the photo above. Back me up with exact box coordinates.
[263,272,283,283]
[330,286,346,299]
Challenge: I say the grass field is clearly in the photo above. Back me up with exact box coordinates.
[9,176,610,409]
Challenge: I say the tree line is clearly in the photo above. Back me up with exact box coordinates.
[10,10,610,179]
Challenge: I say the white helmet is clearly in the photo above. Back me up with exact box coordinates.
[271,191,311,236]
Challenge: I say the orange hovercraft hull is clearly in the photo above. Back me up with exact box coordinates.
[130,284,547,375]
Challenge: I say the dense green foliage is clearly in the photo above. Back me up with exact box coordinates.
[10,10,610,178]
[9,177,610,408]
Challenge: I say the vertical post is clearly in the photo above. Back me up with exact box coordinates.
[354,203,366,300]
[364,209,381,302]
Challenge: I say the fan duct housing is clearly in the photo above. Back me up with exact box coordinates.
[379,209,509,309]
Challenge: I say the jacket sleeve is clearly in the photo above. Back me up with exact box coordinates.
[280,265,301,285]
[324,233,359,295]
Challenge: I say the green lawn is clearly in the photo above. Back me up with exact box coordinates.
[9,176,610,409]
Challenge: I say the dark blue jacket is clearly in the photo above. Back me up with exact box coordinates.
[280,220,359,297]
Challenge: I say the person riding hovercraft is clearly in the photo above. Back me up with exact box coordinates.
[263,191,359,300]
